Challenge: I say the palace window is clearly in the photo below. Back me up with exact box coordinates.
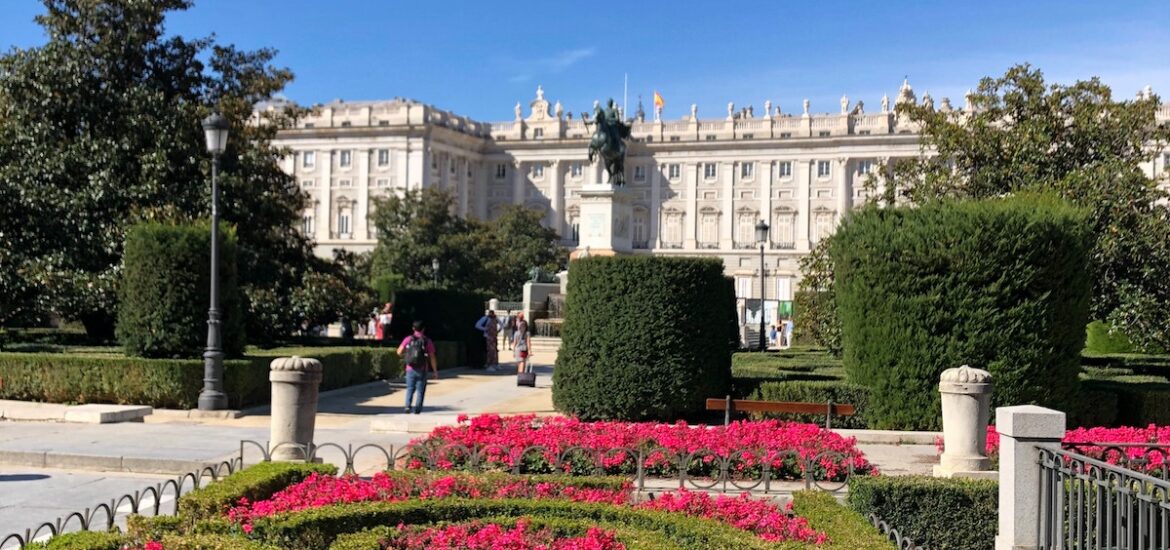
[858,159,873,175]
[662,209,684,245]
[339,150,352,167]
[705,135,716,141]
[736,210,758,245]
[699,208,719,245]
[338,179,352,188]
[633,165,646,182]
[1164,153,1170,171]
[378,120,389,126]
[735,277,751,299]
[531,164,544,178]
[377,149,390,166]
[301,179,314,188]
[533,128,544,138]
[303,151,315,168]
[773,209,796,247]
[340,121,352,127]
[301,214,314,235]
[668,164,680,180]
[742,133,754,140]
[376,178,390,188]
[570,162,583,178]
[704,163,717,180]
[450,159,457,174]
[818,131,831,137]
[670,136,680,142]
[779,132,792,138]
[812,210,836,243]
[740,162,754,179]
[817,161,831,177]
[632,207,648,248]
[495,163,507,179]
[858,130,871,135]
[778,161,793,178]
[338,212,351,236]
[776,277,793,301]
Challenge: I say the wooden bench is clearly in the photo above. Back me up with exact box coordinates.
[705,395,856,429]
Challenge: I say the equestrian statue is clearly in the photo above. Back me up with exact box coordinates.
[582,99,631,186]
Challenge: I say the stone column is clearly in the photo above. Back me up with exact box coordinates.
[649,162,661,248]
[995,406,1066,550]
[357,149,371,241]
[316,150,332,243]
[513,160,526,205]
[684,163,698,250]
[550,160,563,232]
[796,160,811,251]
[934,365,995,479]
[835,157,850,219]
[269,356,323,461]
[720,162,734,249]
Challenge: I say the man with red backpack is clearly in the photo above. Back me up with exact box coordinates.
[397,320,438,414]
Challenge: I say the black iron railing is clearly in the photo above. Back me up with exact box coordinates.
[868,514,928,550]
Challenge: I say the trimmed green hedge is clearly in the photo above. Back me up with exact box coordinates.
[790,491,895,550]
[833,197,1092,430]
[328,517,690,550]
[28,532,281,550]
[25,531,127,550]
[118,222,245,359]
[389,288,485,367]
[847,475,998,550]
[1081,377,1170,426]
[1085,320,1138,354]
[249,499,780,550]
[177,461,337,524]
[0,343,454,408]
[554,256,733,420]
[747,380,871,429]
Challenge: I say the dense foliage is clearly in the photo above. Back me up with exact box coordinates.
[388,288,486,367]
[553,256,733,420]
[0,0,311,335]
[847,475,998,550]
[370,188,566,300]
[117,222,244,358]
[832,197,1092,430]
[793,238,842,354]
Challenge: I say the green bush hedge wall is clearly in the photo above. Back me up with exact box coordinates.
[389,289,484,367]
[748,380,871,429]
[790,491,896,550]
[553,256,732,421]
[117,222,245,359]
[847,475,998,550]
[832,197,1092,430]
[0,344,454,408]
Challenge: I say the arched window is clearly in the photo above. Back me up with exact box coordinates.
[661,208,683,247]
[632,206,649,248]
[567,206,580,244]
[812,208,836,243]
[773,208,797,248]
[735,208,758,247]
[699,207,719,248]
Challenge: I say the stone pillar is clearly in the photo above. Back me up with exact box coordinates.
[488,298,500,312]
[269,356,323,461]
[796,160,811,251]
[995,406,1066,550]
[513,160,526,205]
[550,160,563,233]
[573,184,634,257]
[720,162,734,249]
[835,157,850,219]
[649,162,661,247]
[934,365,995,479]
[684,163,698,250]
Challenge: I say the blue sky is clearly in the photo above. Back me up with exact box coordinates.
[3,0,1168,121]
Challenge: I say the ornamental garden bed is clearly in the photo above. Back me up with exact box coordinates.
[29,464,896,550]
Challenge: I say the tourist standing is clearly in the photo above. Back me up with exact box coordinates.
[769,324,779,348]
[503,313,515,350]
[475,310,500,372]
[397,320,438,414]
[514,312,529,375]
[378,303,393,343]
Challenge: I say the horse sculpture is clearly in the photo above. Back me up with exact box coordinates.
[583,99,631,186]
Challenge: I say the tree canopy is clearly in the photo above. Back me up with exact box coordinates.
[0,0,311,336]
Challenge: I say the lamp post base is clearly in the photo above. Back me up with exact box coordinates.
[198,390,228,411]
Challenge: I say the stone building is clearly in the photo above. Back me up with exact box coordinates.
[267,82,1170,311]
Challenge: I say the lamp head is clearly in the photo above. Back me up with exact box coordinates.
[202,112,230,155]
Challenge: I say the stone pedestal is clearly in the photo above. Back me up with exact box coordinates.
[269,356,323,461]
[995,406,1065,550]
[571,184,634,258]
[934,365,995,479]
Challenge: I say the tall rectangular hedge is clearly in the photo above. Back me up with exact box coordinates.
[389,289,485,367]
[832,197,1092,430]
[553,256,733,421]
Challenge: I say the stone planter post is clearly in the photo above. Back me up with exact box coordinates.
[269,356,322,461]
[995,405,1065,550]
[934,365,995,479]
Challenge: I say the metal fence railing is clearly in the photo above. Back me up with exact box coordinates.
[868,513,928,550]
[1038,447,1170,549]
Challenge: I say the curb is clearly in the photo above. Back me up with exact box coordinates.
[0,449,237,475]
[833,428,942,445]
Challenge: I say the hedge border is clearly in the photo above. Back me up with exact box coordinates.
[327,516,690,550]
[790,491,895,550]
[846,475,998,550]
[176,462,338,525]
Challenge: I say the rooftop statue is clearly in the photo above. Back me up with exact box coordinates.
[582,98,631,186]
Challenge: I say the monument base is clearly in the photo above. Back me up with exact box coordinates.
[575,184,634,257]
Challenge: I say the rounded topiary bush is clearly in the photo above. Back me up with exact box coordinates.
[117,222,244,358]
[553,256,733,421]
[832,196,1092,430]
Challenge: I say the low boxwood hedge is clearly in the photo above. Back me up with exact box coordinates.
[789,491,895,550]
[249,498,781,550]
[28,532,281,550]
[177,462,338,524]
[846,475,998,550]
[744,380,871,429]
[25,531,128,550]
[0,342,471,408]
[327,517,691,550]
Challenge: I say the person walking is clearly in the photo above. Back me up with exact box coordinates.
[502,313,515,351]
[475,310,500,372]
[397,320,438,414]
[378,303,393,343]
[513,312,529,375]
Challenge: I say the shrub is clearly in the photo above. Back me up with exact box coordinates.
[553,256,732,420]
[25,531,127,549]
[178,461,338,524]
[117,222,244,359]
[1085,320,1138,354]
[833,197,1092,430]
[747,380,871,429]
[328,518,680,550]
[790,491,896,550]
[1081,378,1170,426]
[389,289,485,367]
[847,475,998,550]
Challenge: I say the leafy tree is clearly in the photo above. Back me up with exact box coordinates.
[864,64,1170,351]
[0,0,310,337]
[793,237,841,354]
[369,188,566,299]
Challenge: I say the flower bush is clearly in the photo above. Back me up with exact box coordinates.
[379,519,625,550]
[937,424,1170,472]
[637,489,827,544]
[409,414,872,481]
[227,472,631,528]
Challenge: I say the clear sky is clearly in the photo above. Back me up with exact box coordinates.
[3,0,1168,122]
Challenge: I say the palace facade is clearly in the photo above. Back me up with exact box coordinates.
[267,82,1170,304]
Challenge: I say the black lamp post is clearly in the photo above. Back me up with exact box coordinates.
[755,220,770,352]
[431,258,440,287]
[198,112,230,411]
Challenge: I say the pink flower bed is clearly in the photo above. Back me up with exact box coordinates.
[382,519,625,550]
[637,489,827,544]
[409,414,872,481]
[226,473,631,528]
[938,424,1170,472]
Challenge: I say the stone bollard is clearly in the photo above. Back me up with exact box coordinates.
[488,298,500,312]
[933,365,995,479]
[269,356,322,461]
[995,405,1065,550]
